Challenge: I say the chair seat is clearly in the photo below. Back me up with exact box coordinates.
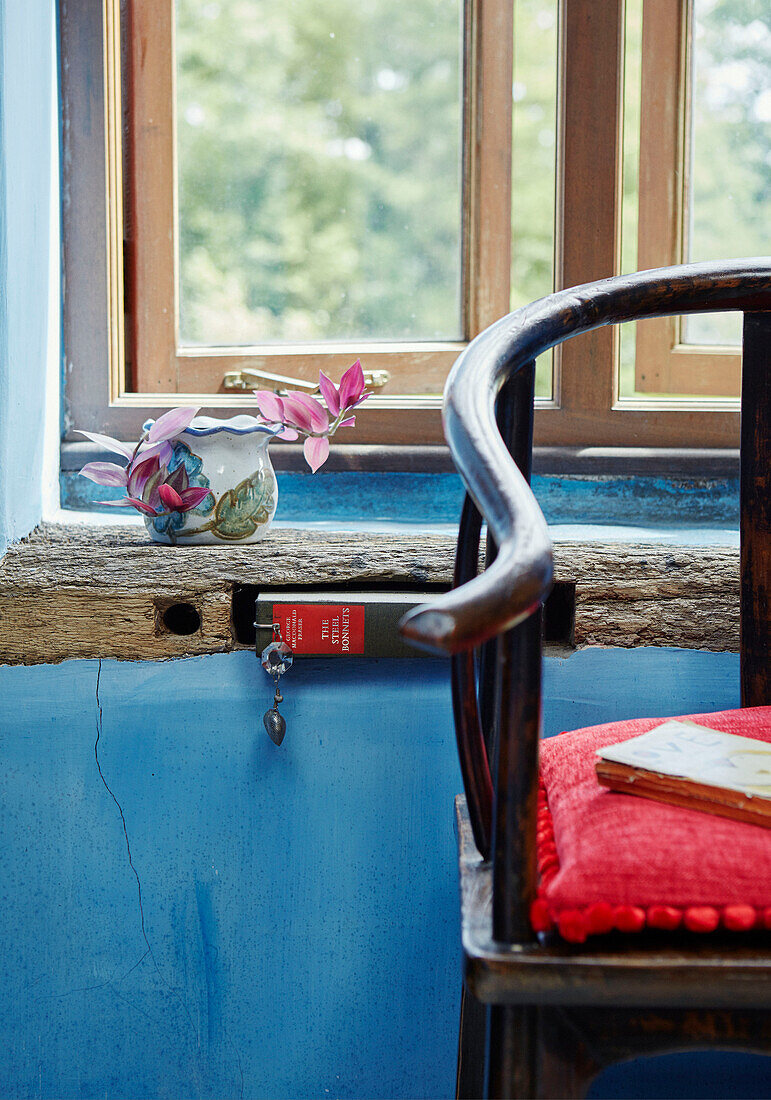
[456,797,771,1010]
[533,707,771,945]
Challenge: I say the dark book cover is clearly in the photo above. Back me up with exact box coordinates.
[255,591,438,658]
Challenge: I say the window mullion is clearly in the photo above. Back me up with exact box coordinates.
[463,0,514,339]
[634,0,687,393]
[125,0,178,393]
[555,0,624,424]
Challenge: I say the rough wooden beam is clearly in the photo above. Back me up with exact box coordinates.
[563,543,740,650]
[0,523,738,664]
[0,524,454,664]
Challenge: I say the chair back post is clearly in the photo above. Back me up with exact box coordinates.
[489,361,544,945]
[740,311,771,708]
[478,369,536,777]
[450,494,494,858]
[448,365,542,864]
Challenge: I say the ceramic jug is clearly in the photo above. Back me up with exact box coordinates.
[142,415,278,544]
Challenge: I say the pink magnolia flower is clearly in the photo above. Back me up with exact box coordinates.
[140,458,212,514]
[253,360,370,472]
[146,406,199,443]
[303,436,330,472]
[337,359,369,411]
[76,407,209,517]
[283,392,330,433]
[318,360,369,418]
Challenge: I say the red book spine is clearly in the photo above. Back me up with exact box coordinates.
[272,603,366,655]
[254,592,439,658]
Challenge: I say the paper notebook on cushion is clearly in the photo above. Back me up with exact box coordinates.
[595,719,771,829]
[532,707,771,944]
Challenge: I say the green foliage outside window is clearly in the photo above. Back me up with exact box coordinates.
[175,0,769,399]
[176,0,463,348]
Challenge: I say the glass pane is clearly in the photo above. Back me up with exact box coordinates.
[510,0,558,399]
[176,0,463,347]
[618,0,643,398]
[683,0,771,346]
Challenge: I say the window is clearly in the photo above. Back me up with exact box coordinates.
[61,0,769,450]
[631,0,769,398]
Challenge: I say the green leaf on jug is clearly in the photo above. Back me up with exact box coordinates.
[211,467,275,539]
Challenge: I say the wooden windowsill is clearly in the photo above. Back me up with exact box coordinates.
[0,523,738,665]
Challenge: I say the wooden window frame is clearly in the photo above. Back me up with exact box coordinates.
[634,0,740,397]
[125,1,510,407]
[61,0,740,451]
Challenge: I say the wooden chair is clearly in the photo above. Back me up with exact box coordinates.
[400,260,771,1099]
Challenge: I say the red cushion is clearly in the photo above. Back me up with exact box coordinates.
[534,707,771,943]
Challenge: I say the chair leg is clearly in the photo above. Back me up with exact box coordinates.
[484,1005,600,1099]
[486,1005,538,1099]
[471,1002,771,1098]
[536,1006,602,1099]
[456,984,487,1100]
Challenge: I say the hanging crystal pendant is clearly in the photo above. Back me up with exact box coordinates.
[257,624,293,746]
[261,640,293,676]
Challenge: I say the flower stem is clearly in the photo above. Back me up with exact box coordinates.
[129,430,149,467]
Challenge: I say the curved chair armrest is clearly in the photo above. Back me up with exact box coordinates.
[400,258,771,655]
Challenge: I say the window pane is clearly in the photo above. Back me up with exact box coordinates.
[618,0,642,398]
[510,0,558,399]
[683,0,771,346]
[175,0,463,347]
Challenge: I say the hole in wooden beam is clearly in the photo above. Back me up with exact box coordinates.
[543,582,576,646]
[157,601,202,636]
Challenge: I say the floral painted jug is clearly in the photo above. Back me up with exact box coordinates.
[142,415,278,545]
[76,362,370,542]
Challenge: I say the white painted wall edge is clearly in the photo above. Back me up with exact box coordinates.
[41,0,61,521]
[0,1,57,554]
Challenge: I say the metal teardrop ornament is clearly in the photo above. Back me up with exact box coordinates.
[263,708,286,746]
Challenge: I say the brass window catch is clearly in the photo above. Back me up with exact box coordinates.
[222,367,391,394]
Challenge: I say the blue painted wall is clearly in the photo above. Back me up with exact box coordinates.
[1,654,460,1100]
[0,1,55,555]
[3,646,761,1100]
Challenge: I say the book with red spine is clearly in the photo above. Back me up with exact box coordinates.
[255,591,436,658]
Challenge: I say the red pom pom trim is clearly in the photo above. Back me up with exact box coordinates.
[647,906,682,931]
[614,905,646,933]
[530,898,553,933]
[722,905,757,932]
[557,909,588,943]
[683,906,720,933]
[533,775,767,942]
[585,902,615,935]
